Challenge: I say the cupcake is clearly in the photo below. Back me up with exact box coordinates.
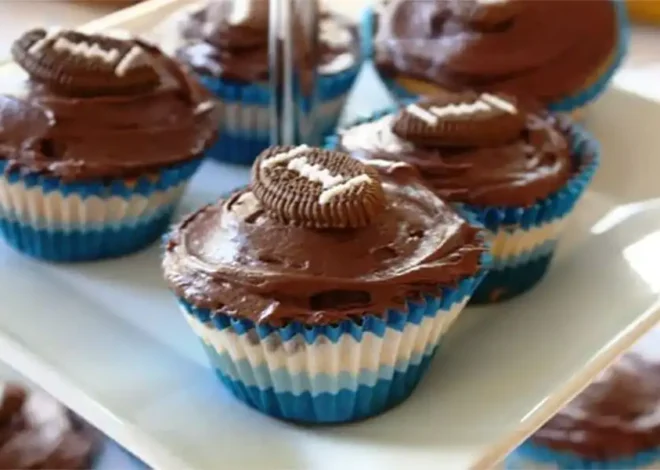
[0,383,100,469]
[508,345,660,469]
[0,29,219,262]
[163,145,489,423]
[363,0,629,114]
[331,91,600,303]
[169,0,362,165]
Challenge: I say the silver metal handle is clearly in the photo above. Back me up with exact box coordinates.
[268,0,320,146]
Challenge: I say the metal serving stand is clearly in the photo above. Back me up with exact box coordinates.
[268,0,320,146]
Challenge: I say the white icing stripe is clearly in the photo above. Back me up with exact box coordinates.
[259,145,372,205]
[406,104,438,125]
[28,27,63,55]
[430,100,491,118]
[53,37,120,64]
[260,145,310,169]
[480,93,517,114]
[319,174,372,205]
[114,45,143,77]
[287,157,345,188]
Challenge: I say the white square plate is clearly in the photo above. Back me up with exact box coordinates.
[0,3,659,469]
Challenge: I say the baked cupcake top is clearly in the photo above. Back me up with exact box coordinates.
[373,0,618,105]
[0,29,219,181]
[338,91,573,207]
[530,341,660,460]
[164,145,485,326]
[0,383,99,469]
[174,0,359,81]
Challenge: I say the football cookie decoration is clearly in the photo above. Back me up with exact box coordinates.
[391,91,525,147]
[252,145,386,229]
[12,28,160,96]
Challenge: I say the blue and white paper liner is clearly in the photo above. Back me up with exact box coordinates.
[456,123,599,303]
[177,263,487,424]
[0,158,201,262]
[327,112,599,304]
[506,440,660,469]
[198,61,361,165]
[361,0,630,113]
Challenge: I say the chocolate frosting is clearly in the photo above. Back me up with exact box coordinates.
[0,383,99,469]
[373,0,618,105]
[531,340,660,460]
[175,0,359,81]
[0,35,219,181]
[339,107,572,207]
[164,162,485,326]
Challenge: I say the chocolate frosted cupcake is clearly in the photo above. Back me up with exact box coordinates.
[331,91,600,303]
[508,343,660,469]
[363,0,629,113]
[169,0,362,165]
[163,145,489,423]
[0,383,100,469]
[0,28,218,262]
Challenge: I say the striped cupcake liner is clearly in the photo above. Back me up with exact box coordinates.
[506,439,660,469]
[0,158,201,262]
[361,0,630,113]
[456,122,599,303]
[176,250,489,424]
[197,61,361,165]
[327,111,599,304]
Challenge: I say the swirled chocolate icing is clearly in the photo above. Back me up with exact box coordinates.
[175,0,358,81]
[338,95,573,207]
[373,0,618,105]
[530,329,660,460]
[0,33,219,181]
[0,383,99,469]
[164,160,485,326]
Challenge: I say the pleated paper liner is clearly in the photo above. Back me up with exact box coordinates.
[177,258,488,424]
[0,158,201,262]
[196,60,361,165]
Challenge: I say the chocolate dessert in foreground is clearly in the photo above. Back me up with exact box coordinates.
[163,145,488,423]
[0,383,99,469]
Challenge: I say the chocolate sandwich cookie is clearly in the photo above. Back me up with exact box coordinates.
[366,0,629,112]
[0,28,219,262]
[0,383,99,469]
[333,91,600,303]
[163,145,489,423]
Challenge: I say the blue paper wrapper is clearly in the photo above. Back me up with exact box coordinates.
[197,59,361,165]
[326,111,599,303]
[0,158,201,262]
[361,0,630,113]
[176,249,489,424]
[506,439,660,469]
[456,121,599,303]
